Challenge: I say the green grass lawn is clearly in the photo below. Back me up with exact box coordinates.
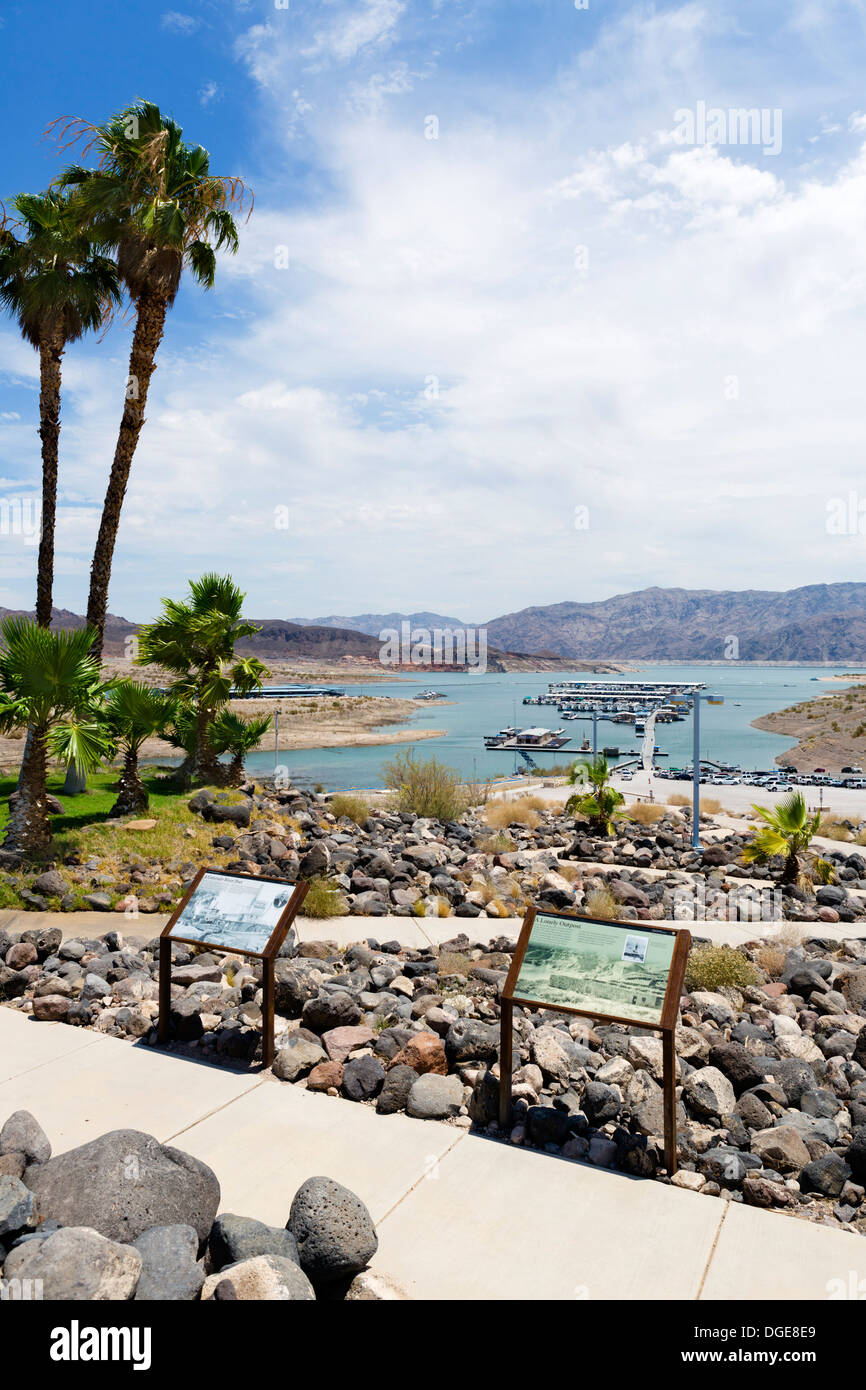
[0,769,186,838]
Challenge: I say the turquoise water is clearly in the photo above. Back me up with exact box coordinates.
[233,664,845,791]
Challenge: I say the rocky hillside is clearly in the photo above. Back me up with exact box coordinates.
[483,584,866,660]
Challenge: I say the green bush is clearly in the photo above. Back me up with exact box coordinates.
[685,945,759,992]
[383,751,468,821]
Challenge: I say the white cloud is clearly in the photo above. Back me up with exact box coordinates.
[161,11,199,34]
[199,81,222,108]
[6,2,866,620]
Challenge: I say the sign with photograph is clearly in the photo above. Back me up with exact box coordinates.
[165,869,297,957]
[158,869,310,1068]
[504,908,689,1031]
[499,908,690,1172]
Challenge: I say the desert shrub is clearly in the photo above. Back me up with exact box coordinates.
[476,830,516,853]
[854,827,866,846]
[753,946,786,979]
[700,797,724,815]
[626,802,664,824]
[328,793,371,827]
[383,751,468,820]
[582,886,620,920]
[302,876,348,918]
[485,797,541,830]
[667,793,690,807]
[685,945,759,992]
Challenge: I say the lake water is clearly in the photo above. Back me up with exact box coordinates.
[236,664,846,791]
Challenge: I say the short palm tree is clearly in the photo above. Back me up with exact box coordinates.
[0,618,112,853]
[57,100,250,658]
[0,192,120,626]
[742,790,834,887]
[136,574,268,786]
[211,710,271,787]
[565,755,625,837]
[103,680,175,816]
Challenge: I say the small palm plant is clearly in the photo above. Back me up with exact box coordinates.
[210,710,271,787]
[564,754,625,837]
[136,574,268,786]
[0,618,112,852]
[742,791,835,888]
[103,680,175,816]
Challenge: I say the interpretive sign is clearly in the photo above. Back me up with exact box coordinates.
[158,868,309,1067]
[500,907,690,1172]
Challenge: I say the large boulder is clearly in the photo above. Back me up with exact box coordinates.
[302,991,361,1033]
[132,1224,204,1301]
[0,1175,40,1240]
[406,1072,464,1120]
[209,1213,300,1271]
[0,1111,51,1166]
[845,1125,866,1183]
[22,1130,219,1245]
[288,1177,378,1285]
[272,1037,327,1082]
[682,1066,736,1118]
[3,1226,142,1300]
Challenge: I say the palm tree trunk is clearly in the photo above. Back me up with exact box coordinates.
[191,705,223,786]
[86,291,168,659]
[3,728,50,854]
[35,336,63,628]
[112,747,148,816]
[17,337,64,794]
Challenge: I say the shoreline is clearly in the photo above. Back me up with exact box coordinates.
[751,681,866,773]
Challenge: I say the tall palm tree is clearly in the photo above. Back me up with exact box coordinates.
[57,100,250,659]
[565,754,625,837]
[103,680,175,815]
[211,709,272,787]
[742,790,834,887]
[136,573,268,786]
[0,192,120,627]
[0,618,112,853]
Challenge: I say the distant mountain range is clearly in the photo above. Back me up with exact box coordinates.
[5,583,865,662]
[291,584,866,661]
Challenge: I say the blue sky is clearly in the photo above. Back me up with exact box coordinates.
[2,0,866,623]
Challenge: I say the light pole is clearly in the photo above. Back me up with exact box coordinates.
[592,707,598,757]
[687,693,724,850]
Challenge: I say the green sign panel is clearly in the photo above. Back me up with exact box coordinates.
[512,912,677,1026]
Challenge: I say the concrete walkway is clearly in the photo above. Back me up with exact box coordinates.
[3,907,866,950]
[1,1006,864,1300]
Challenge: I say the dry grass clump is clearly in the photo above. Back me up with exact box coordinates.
[667,793,690,807]
[772,921,806,949]
[476,830,516,853]
[685,945,760,992]
[817,814,851,841]
[328,793,372,827]
[485,796,542,830]
[302,876,348,918]
[700,797,724,815]
[626,802,664,825]
[437,950,473,977]
[582,886,620,920]
[556,862,581,882]
[752,945,786,979]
